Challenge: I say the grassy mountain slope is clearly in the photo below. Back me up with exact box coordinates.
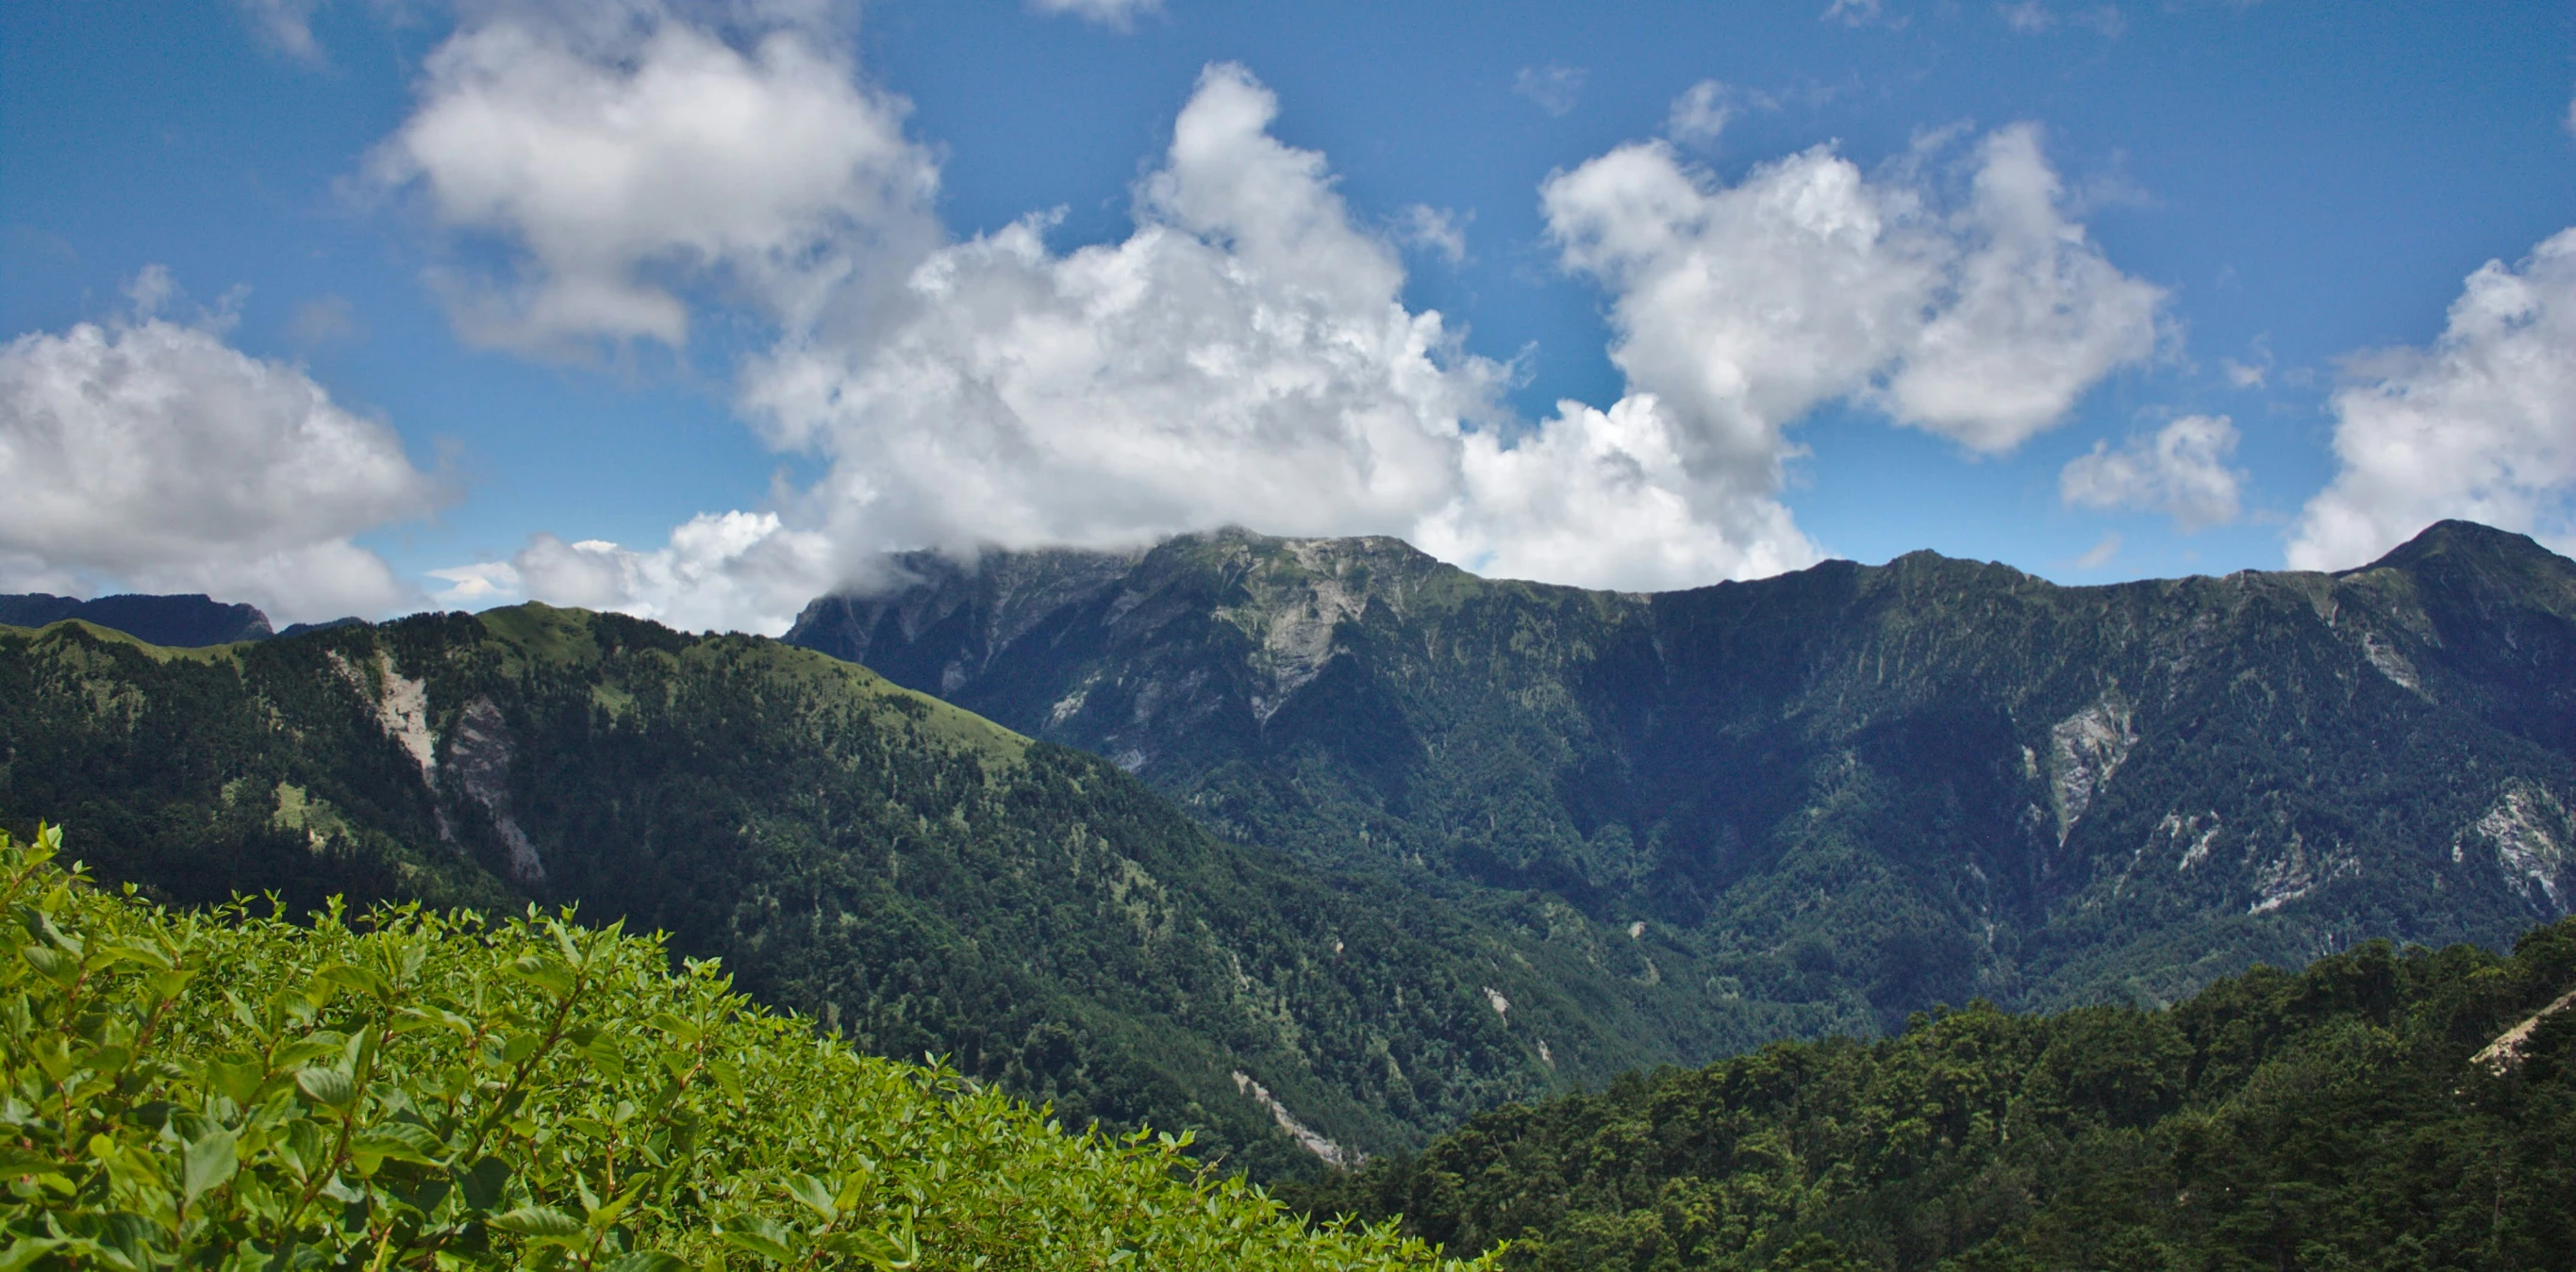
[0,604,1691,1176]
[1283,917,2576,1270]
[786,520,2576,1036]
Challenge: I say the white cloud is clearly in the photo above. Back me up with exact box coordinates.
[1027,0,1160,28]
[2060,414,2246,531]
[2220,335,2272,388]
[0,289,442,622]
[1417,394,1816,588]
[240,0,326,60]
[2000,2,2125,35]
[1822,0,1903,28]
[1394,205,1469,264]
[1666,80,1736,146]
[369,4,939,355]
[738,64,1505,559]
[1998,1,2053,33]
[1513,64,1587,117]
[2565,94,2575,139]
[2287,228,2576,570]
[426,560,521,604]
[1875,127,2166,448]
[1538,125,2160,530]
[432,513,835,634]
[2072,531,2120,570]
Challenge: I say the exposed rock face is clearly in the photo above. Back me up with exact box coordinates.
[2048,689,2135,847]
[2459,782,2572,913]
[331,650,438,780]
[789,520,2576,1017]
[446,697,544,884]
[1232,1071,1358,1168]
[327,649,545,884]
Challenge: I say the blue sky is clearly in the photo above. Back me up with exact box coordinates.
[2,0,2571,628]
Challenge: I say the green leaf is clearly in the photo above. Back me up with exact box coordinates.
[295,1066,357,1110]
[181,1127,238,1204]
[351,1121,445,1165]
[202,1051,265,1106]
[600,1255,686,1272]
[315,962,386,996]
[487,1205,585,1238]
[720,1218,800,1264]
[0,1237,67,1272]
[707,1056,745,1102]
[456,1157,511,1214]
[275,1118,327,1182]
[784,1171,837,1221]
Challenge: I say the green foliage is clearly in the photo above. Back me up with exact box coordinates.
[0,822,1492,1269]
[1285,923,2576,1269]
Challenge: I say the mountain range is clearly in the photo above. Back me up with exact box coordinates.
[785,520,2575,1032]
[0,591,358,645]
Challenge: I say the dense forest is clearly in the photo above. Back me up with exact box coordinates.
[0,822,1487,1269]
[792,520,2576,1034]
[1285,919,2576,1270]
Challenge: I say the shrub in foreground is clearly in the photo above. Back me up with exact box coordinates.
[0,824,1490,1269]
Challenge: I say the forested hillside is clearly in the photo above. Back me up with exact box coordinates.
[789,520,2576,1034]
[0,606,1703,1176]
[1287,919,2576,1270]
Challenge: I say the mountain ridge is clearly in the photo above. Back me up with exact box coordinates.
[786,520,2576,1031]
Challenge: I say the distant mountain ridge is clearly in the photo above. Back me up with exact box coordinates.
[787,520,2576,1030]
[0,591,275,646]
[0,591,364,645]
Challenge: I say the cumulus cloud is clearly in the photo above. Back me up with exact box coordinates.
[0,283,442,621]
[738,64,1506,561]
[433,512,833,634]
[1514,64,1587,117]
[1027,0,1160,28]
[1875,128,2166,447]
[1538,124,2160,547]
[1417,394,1817,588]
[2060,414,2245,531]
[2287,228,2576,570]
[396,25,2164,621]
[369,2,939,355]
[1666,80,1737,146]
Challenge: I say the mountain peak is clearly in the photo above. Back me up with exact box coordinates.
[2364,519,2570,574]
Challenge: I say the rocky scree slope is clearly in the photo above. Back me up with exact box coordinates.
[787,520,2576,1035]
[0,605,1663,1177]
